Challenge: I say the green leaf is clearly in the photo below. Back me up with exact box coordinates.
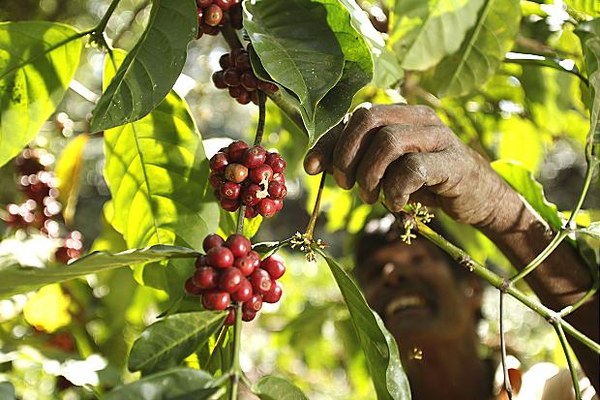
[0,245,199,299]
[252,376,309,400]
[491,160,563,230]
[244,0,344,119]
[310,0,373,144]
[104,367,219,400]
[424,0,521,97]
[579,222,600,240]
[389,0,486,71]
[55,133,88,224]
[576,19,600,160]
[129,311,226,374]
[565,0,600,17]
[0,21,82,167]
[90,0,197,132]
[102,50,219,256]
[246,0,372,144]
[319,252,411,400]
[0,382,15,400]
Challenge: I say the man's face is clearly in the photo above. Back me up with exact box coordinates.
[356,240,480,346]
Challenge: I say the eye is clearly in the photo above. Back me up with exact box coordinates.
[411,253,425,266]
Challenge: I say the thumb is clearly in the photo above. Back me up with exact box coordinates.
[303,122,344,175]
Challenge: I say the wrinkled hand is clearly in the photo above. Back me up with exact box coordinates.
[303,104,510,227]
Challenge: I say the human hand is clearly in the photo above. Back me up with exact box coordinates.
[303,104,510,227]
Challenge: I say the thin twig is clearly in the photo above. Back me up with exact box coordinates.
[553,321,582,400]
[499,291,513,400]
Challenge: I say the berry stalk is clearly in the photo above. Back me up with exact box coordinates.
[304,172,326,240]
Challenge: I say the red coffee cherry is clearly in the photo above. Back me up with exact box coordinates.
[243,205,257,219]
[220,198,240,212]
[227,141,249,162]
[267,182,287,199]
[260,254,286,280]
[265,153,287,173]
[224,308,236,326]
[271,172,285,185]
[193,266,218,289]
[219,181,241,200]
[184,278,204,296]
[248,250,262,269]
[225,234,251,258]
[249,269,272,294]
[212,71,227,89]
[231,278,253,302]
[219,53,230,68]
[219,267,243,293]
[203,233,225,252]
[197,0,213,7]
[273,199,284,212]
[241,183,262,206]
[243,294,263,313]
[241,73,258,91]
[242,308,257,322]
[234,255,256,276]
[242,146,267,168]
[210,152,229,173]
[202,290,231,310]
[207,246,234,268]
[195,255,208,268]
[204,4,223,26]
[249,164,273,185]
[236,89,251,105]
[224,164,248,183]
[262,282,283,304]
[223,68,241,87]
[257,198,277,218]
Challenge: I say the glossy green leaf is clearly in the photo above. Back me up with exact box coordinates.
[244,0,344,120]
[319,251,411,400]
[565,0,599,17]
[90,0,197,132]
[425,0,521,97]
[576,19,600,159]
[102,50,219,256]
[252,376,309,400]
[246,0,372,144]
[0,245,199,299]
[0,21,82,167]
[491,160,563,230]
[310,0,373,143]
[104,367,219,400]
[129,311,226,374]
[390,0,485,71]
[55,133,88,224]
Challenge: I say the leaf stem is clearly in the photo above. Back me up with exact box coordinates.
[254,91,267,145]
[229,303,243,400]
[304,173,327,240]
[94,0,122,36]
[553,321,582,400]
[510,230,570,283]
[499,291,513,400]
[415,220,600,354]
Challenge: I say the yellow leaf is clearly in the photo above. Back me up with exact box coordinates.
[23,284,71,333]
[55,134,89,225]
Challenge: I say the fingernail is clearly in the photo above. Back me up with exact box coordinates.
[358,187,375,204]
[333,167,349,189]
[304,152,322,174]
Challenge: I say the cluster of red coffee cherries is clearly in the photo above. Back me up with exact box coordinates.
[212,48,279,105]
[209,140,287,218]
[196,0,243,38]
[1,148,83,264]
[185,233,285,324]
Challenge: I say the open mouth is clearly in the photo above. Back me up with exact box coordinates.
[384,293,433,318]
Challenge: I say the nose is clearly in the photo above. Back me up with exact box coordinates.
[381,262,405,286]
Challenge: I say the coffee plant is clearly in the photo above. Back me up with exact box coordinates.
[0,0,598,399]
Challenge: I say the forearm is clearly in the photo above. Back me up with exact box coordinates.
[478,180,599,390]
